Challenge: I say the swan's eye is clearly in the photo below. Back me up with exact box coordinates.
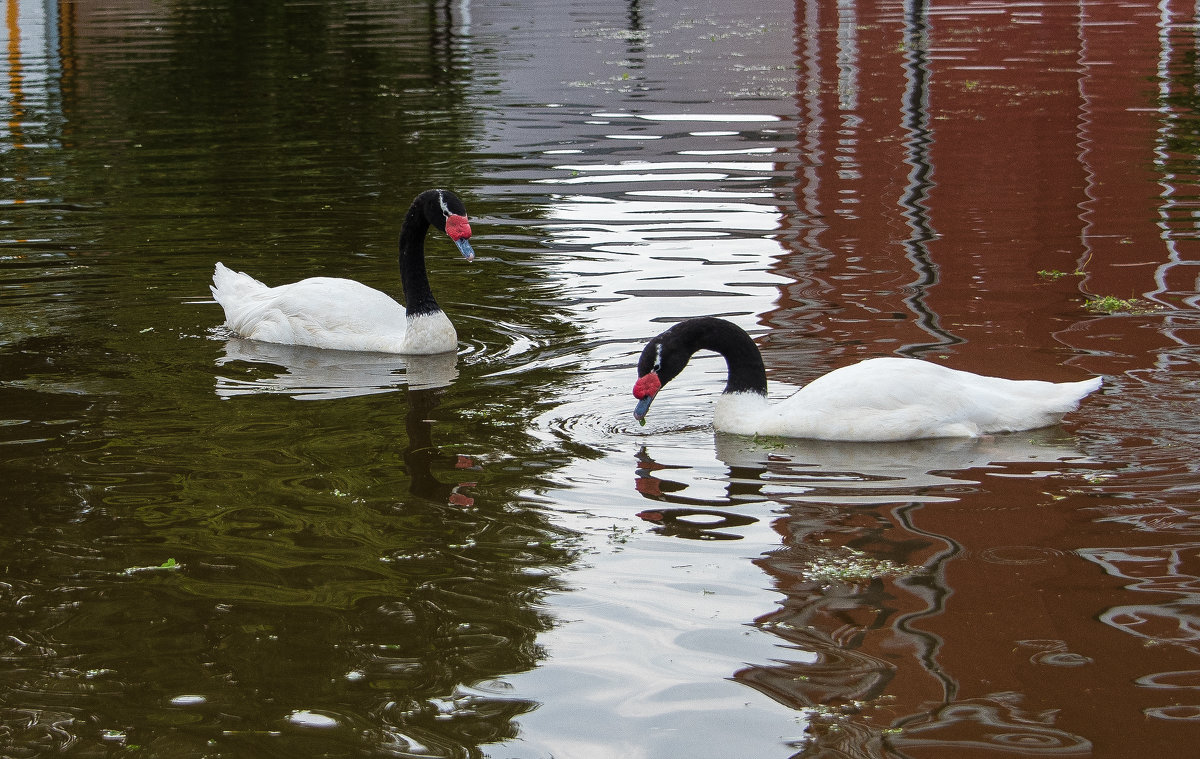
[445,214,472,242]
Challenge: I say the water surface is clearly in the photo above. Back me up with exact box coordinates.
[3,0,1200,757]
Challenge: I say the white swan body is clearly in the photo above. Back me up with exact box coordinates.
[211,265,456,354]
[211,189,474,355]
[634,318,1102,442]
[711,357,1101,441]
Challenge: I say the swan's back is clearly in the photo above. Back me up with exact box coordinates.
[744,357,1101,441]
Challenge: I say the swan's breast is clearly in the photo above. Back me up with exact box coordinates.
[712,392,774,435]
[398,311,458,355]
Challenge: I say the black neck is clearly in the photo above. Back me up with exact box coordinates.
[676,318,768,396]
[399,202,439,317]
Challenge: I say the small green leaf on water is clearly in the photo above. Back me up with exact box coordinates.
[1084,295,1162,314]
[1037,269,1084,280]
[123,558,180,575]
[639,417,646,427]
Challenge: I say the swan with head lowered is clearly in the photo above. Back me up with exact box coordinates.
[211,189,475,354]
[632,317,1102,442]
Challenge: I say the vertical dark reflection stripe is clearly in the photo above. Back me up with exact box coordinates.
[898,0,963,357]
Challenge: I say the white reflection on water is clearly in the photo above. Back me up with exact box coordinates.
[214,339,458,400]
[543,195,782,236]
[888,695,1093,754]
[1080,544,1200,674]
[591,113,782,123]
[541,171,738,185]
[614,429,1098,533]
[550,160,777,172]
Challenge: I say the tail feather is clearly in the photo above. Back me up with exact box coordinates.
[211,262,267,306]
[1053,376,1103,411]
[996,375,1103,433]
[958,373,1102,435]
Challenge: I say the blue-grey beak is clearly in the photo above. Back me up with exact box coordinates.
[634,394,654,424]
[454,238,475,261]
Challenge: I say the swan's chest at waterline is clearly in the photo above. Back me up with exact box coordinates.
[711,392,775,436]
[397,311,458,355]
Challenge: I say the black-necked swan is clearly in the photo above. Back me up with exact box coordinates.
[632,317,1103,442]
[211,189,475,354]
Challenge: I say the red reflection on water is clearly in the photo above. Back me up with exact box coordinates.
[745,0,1200,755]
[772,0,1198,378]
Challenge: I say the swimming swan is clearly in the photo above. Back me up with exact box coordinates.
[211,189,475,354]
[632,317,1102,441]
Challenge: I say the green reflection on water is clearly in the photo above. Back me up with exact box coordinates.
[1,1,583,755]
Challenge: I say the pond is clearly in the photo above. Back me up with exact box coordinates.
[3,0,1200,757]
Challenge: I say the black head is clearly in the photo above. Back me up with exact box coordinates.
[632,320,706,423]
[413,189,474,260]
[632,317,768,425]
[635,322,693,387]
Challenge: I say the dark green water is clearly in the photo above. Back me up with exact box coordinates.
[5,1,1200,757]
[4,3,593,755]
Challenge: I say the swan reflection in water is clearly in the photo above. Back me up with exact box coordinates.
[711,428,1097,494]
[402,385,478,506]
[214,338,459,400]
[214,339,475,504]
[634,430,1098,755]
[634,429,1095,539]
